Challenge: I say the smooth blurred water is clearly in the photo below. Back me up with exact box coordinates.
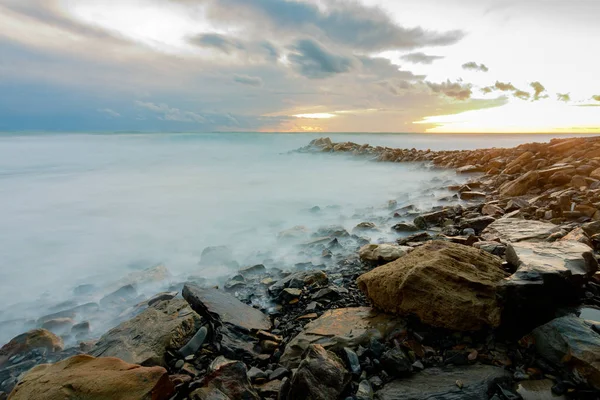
[0,131,592,342]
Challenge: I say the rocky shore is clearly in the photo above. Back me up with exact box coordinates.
[2,135,600,399]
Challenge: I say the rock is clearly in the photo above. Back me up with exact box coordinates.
[71,321,90,335]
[0,329,63,368]
[199,356,259,400]
[353,222,377,232]
[269,367,289,381]
[381,347,412,376]
[283,345,350,400]
[561,227,593,248]
[357,241,507,331]
[396,232,433,246]
[179,326,208,358]
[40,318,74,334]
[532,316,600,390]
[268,271,328,298]
[356,379,374,400]
[182,284,271,332]
[582,221,600,237]
[358,244,410,265]
[516,379,566,400]
[100,285,138,308]
[122,265,171,287]
[190,387,230,400]
[90,299,200,367]
[247,366,267,382]
[239,264,266,276]
[147,291,178,307]
[199,246,235,266]
[459,191,486,201]
[456,165,482,174]
[391,223,419,232]
[281,307,404,368]
[500,170,539,197]
[255,379,282,397]
[413,208,461,230]
[342,347,361,376]
[458,216,496,233]
[375,365,511,400]
[482,218,561,243]
[7,355,174,400]
[482,204,504,217]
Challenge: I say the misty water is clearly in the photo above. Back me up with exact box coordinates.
[0,132,585,344]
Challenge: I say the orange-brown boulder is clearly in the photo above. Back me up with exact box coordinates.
[357,241,508,331]
[499,171,539,197]
[0,329,63,368]
[8,355,174,400]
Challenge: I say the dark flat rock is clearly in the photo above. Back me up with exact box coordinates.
[182,283,271,332]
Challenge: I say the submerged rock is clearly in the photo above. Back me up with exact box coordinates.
[8,354,174,400]
[375,365,511,400]
[282,345,350,400]
[357,241,507,331]
[90,299,201,367]
[532,316,600,390]
[281,307,404,368]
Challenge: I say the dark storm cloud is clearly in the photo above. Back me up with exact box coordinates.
[196,0,464,52]
[462,62,489,72]
[426,80,472,100]
[557,93,571,102]
[287,39,354,79]
[400,52,444,65]
[189,33,246,54]
[530,81,547,101]
[233,74,263,87]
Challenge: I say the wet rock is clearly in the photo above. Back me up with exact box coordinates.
[357,241,507,331]
[147,291,178,307]
[239,264,266,276]
[71,321,90,336]
[396,232,433,246]
[532,316,600,389]
[8,354,174,400]
[247,366,267,382]
[283,345,350,400]
[353,222,377,233]
[179,325,208,358]
[458,216,496,233]
[381,347,412,376]
[459,191,486,201]
[500,170,540,197]
[73,284,96,296]
[391,223,419,232]
[40,318,74,334]
[356,379,374,400]
[342,347,361,376]
[194,356,259,400]
[182,284,271,332]
[281,307,404,368]
[268,271,328,298]
[482,218,561,243]
[269,367,289,381]
[90,299,201,367]
[199,246,236,266]
[358,244,410,265]
[375,365,511,400]
[473,241,507,256]
[122,264,171,287]
[255,379,282,397]
[516,379,566,400]
[0,329,63,368]
[100,284,138,308]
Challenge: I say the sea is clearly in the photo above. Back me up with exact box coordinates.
[0,132,590,344]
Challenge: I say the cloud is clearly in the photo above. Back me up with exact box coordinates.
[557,93,571,102]
[530,81,547,101]
[462,62,489,72]
[287,39,354,79]
[481,86,494,94]
[494,81,517,91]
[135,101,206,123]
[513,90,531,100]
[97,108,120,118]
[426,80,472,100]
[593,95,600,102]
[378,79,414,95]
[197,0,464,52]
[189,33,245,54]
[233,74,263,87]
[400,52,444,65]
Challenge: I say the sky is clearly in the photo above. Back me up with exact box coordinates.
[0,0,599,133]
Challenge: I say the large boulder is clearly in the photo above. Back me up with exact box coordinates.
[358,244,411,265]
[500,171,539,197]
[357,241,507,331]
[375,365,511,400]
[532,316,600,390]
[482,218,561,243]
[8,355,174,400]
[90,299,201,367]
[281,307,405,368]
[0,329,63,368]
[282,345,350,400]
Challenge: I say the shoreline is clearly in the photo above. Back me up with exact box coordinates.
[3,136,600,399]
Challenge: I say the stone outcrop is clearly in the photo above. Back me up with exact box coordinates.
[281,307,405,368]
[357,241,507,331]
[532,316,600,390]
[90,299,201,367]
[375,365,511,400]
[8,355,174,400]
